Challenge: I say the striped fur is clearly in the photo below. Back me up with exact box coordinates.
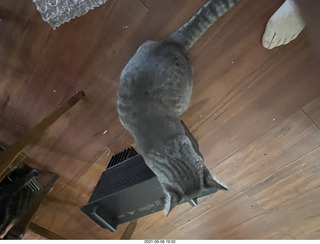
[117,0,238,215]
[168,0,239,51]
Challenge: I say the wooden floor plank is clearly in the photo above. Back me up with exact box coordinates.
[0,0,51,144]
[131,110,320,239]
[193,35,320,170]
[166,146,320,239]
[244,145,320,210]
[182,0,293,131]
[22,0,148,164]
[164,192,265,239]
[23,229,49,240]
[138,0,153,10]
[211,111,320,191]
[302,96,320,129]
[218,186,320,239]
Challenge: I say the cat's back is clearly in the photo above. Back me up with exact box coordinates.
[117,40,193,128]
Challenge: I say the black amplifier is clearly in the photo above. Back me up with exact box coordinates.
[81,122,220,232]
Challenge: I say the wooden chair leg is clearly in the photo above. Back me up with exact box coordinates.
[0,91,85,182]
[120,220,138,240]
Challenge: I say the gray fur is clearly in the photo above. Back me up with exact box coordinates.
[117,0,238,214]
[169,0,239,51]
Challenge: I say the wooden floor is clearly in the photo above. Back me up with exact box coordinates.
[1,0,320,240]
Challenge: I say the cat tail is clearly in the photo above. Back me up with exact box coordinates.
[167,0,240,51]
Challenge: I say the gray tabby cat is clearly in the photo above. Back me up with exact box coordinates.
[117,0,239,215]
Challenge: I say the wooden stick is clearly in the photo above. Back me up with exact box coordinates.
[0,91,85,181]
[120,220,138,240]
